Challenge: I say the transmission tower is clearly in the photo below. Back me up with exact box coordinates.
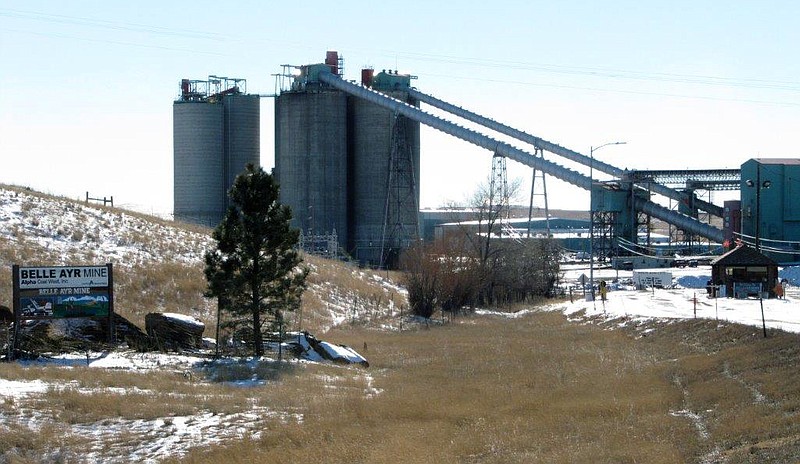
[489,153,510,220]
[527,147,550,238]
[381,112,419,269]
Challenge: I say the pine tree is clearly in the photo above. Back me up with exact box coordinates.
[204,164,308,357]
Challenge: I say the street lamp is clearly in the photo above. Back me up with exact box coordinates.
[588,141,627,302]
[745,162,772,337]
[745,163,771,253]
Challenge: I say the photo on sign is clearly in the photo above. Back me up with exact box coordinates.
[20,297,54,317]
[53,294,110,318]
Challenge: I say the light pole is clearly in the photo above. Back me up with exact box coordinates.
[745,163,771,253]
[588,141,627,302]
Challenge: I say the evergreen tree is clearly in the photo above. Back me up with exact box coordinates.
[204,164,308,357]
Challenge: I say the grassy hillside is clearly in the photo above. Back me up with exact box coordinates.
[2,185,800,462]
[167,314,800,463]
[0,184,405,336]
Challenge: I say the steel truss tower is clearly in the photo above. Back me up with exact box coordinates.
[381,112,419,268]
[527,147,550,237]
[490,153,510,220]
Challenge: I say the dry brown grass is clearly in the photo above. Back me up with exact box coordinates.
[641,318,800,463]
[0,185,404,338]
[170,313,800,463]
[173,312,695,463]
[113,261,212,330]
[0,421,84,463]
[298,254,405,332]
[3,310,800,462]
[3,185,800,462]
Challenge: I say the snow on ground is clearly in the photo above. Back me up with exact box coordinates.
[550,264,800,333]
[318,341,369,365]
[0,186,213,267]
[3,263,798,462]
[0,186,391,462]
[0,378,49,398]
[0,351,309,463]
[307,273,405,332]
[0,185,404,336]
[19,350,207,371]
[72,405,302,464]
[8,185,800,461]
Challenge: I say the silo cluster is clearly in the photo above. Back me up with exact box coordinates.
[173,77,259,227]
[275,52,421,266]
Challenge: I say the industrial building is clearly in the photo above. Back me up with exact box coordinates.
[170,53,799,269]
[272,51,731,268]
[275,52,420,267]
[739,158,800,263]
[173,76,260,227]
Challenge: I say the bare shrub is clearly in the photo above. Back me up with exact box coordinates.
[400,231,560,316]
[399,241,440,318]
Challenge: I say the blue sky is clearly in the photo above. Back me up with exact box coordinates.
[2,1,799,215]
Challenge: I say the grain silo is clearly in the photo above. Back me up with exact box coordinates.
[173,77,260,227]
[274,53,420,267]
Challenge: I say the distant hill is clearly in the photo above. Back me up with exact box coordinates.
[0,184,405,336]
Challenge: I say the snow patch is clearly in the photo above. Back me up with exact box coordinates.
[554,264,800,333]
[675,274,712,289]
[162,312,205,328]
[0,378,49,398]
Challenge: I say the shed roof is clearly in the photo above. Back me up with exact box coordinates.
[751,158,800,166]
[710,245,778,267]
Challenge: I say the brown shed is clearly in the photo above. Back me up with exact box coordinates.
[710,246,779,298]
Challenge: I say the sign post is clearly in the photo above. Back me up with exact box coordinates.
[11,264,20,359]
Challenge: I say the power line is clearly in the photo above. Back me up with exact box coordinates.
[415,72,800,108]
[2,28,228,57]
[390,51,800,93]
[7,7,797,96]
[0,8,227,41]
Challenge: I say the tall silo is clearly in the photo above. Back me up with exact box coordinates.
[275,88,348,251]
[223,93,260,211]
[273,56,420,267]
[173,77,260,227]
[173,99,225,227]
[349,78,421,266]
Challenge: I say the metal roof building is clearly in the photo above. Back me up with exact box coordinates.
[739,158,800,263]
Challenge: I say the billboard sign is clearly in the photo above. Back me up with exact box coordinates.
[632,270,673,289]
[18,266,109,289]
[13,264,114,320]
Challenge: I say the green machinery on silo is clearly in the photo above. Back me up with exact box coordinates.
[740,158,800,263]
[173,76,260,227]
[274,52,420,267]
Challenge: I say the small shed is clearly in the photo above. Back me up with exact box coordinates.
[710,245,779,298]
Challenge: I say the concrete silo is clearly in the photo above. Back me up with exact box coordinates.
[222,93,260,211]
[274,54,420,267]
[275,89,348,251]
[173,99,225,227]
[348,81,420,266]
[173,77,259,227]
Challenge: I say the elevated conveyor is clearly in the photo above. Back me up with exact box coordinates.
[405,87,724,218]
[317,71,724,243]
